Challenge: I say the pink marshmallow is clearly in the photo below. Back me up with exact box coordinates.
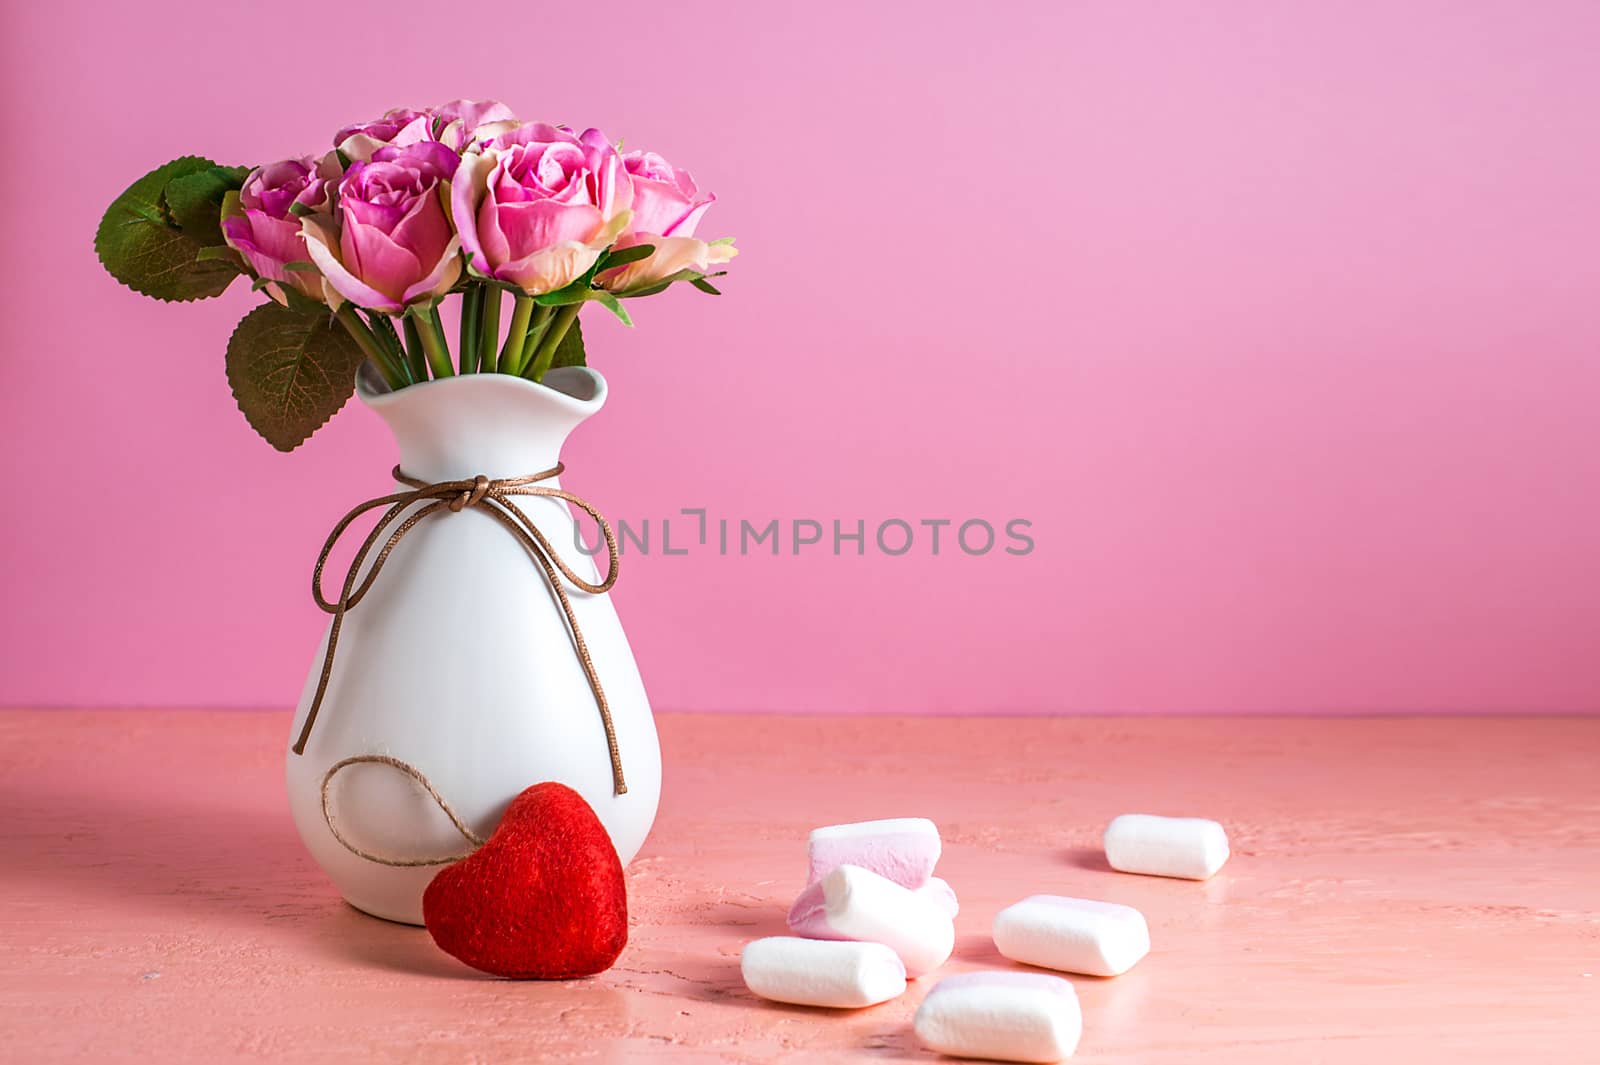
[787,877,839,938]
[805,817,942,888]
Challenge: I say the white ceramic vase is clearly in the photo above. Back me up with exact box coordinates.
[285,365,661,925]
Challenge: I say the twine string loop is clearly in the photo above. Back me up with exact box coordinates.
[320,754,486,867]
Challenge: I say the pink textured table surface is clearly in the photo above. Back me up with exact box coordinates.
[2,711,1596,1063]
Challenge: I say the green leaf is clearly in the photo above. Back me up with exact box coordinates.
[614,280,674,299]
[225,302,365,451]
[598,243,655,269]
[590,290,633,326]
[401,298,445,318]
[477,275,525,295]
[95,156,243,302]
[549,315,586,369]
[367,310,404,352]
[248,275,328,319]
[164,164,248,245]
[196,245,243,266]
[690,278,722,295]
[532,279,593,306]
[279,284,334,318]
[614,268,728,300]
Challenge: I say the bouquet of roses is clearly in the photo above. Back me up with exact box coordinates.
[95,99,735,450]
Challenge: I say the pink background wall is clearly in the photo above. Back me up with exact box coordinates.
[2,1,1597,713]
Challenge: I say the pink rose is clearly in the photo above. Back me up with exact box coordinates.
[221,154,341,306]
[432,98,519,151]
[595,233,738,294]
[333,107,431,163]
[334,101,519,162]
[596,150,736,293]
[622,151,714,239]
[300,141,462,313]
[451,123,633,295]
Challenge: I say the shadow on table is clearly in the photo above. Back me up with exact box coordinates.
[0,779,483,979]
[952,931,1008,965]
[1061,846,1116,873]
[696,899,791,938]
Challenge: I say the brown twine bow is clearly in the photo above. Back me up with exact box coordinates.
[290,464,628,797]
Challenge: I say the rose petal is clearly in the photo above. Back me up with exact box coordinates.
[594,235,702,291]
[247,212,313,269]
[336,111,432,162]
[665,195,714,238]
[300,217,402,313]
[628,177,704,237]
[434,98,518,129]
[489,122,584,152]
[343,196,408,234]
[496,199,604,257]
[495,242,599,295]
[597,235,736,292]
[401,235,463,305]
[344,221,423,303]
[450,151,494,273]
[389,192,453,270]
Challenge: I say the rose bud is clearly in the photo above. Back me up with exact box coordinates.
[431,98,520,152]
[597,150,736,293]
[221,154,342,307]
[300,141,462,313]
[333,107,431,163]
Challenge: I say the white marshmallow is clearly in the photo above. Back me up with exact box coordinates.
[1103,813,1229,880]
[788,864,954,977]
[992,895,1150,977]
[741,936,907,1008]
[914,971,1081,1063]
[787,872,960,932]
[920,875,960,918]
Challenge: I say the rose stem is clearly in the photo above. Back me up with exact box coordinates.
[361,311,413,386]
[416,306,455,378]
[499,294,535,375]
[514,304,555,375]
[335,306,407,390]
[478,287,503,373]
[458,285,482,374]
[522,304,582,382]
[401,315,431,381]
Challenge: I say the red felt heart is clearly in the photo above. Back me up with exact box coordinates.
[423,781,628,979]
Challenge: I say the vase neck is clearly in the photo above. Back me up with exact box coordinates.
[357,367,607,483]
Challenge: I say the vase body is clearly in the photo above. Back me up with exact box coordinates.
[285,366,661,925]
